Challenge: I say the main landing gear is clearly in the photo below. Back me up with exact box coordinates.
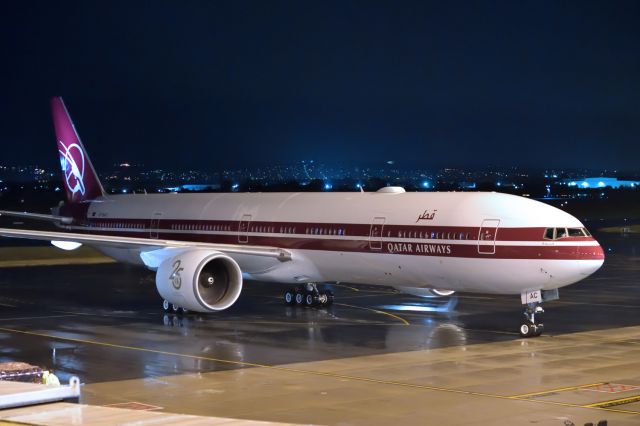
[520,304,544,337]
[284,283,334,308]
[162,299,189,315]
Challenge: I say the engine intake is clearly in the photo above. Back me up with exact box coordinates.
[156,250,243,312]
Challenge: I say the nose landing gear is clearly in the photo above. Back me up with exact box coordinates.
[284,283,334,308]
[520,304,544,337]
[518,289,557,338]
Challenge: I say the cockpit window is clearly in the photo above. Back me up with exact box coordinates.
[544,227,591,240]
[568,228,586,237]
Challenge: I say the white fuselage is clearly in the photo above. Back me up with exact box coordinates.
[60,190,604,295]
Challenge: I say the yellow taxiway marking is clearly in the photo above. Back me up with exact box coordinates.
[585,395,640,408]
[334,303,410,325]
[510,382,607,399]
[0,326,638,416]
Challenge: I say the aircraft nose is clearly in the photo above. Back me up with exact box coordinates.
[577,243,605,277]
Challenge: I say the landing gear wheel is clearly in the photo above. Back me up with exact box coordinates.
[162,299,170,313]
[316,290,334,307]
[284,289,296,305]
[295,292,304,306]
[318,293,328,306]
[519,323,532,338]
[325,290,334,306]
[304,293,316,307]
[172,304,183,315]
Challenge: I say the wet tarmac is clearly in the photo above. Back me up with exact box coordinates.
[0,232,639,425]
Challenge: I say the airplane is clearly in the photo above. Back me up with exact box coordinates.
[0,97,604,338]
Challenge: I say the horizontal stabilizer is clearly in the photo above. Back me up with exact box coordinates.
[0,210,73,224]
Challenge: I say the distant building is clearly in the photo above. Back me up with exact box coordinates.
[458,182,477,189]
[165,184,221,192]
[564,177,639,189]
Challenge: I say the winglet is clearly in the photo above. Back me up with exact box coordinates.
[51,97,105,203]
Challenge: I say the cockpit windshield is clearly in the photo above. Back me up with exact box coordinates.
[543,227,590,240]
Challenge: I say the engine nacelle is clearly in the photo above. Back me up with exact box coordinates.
[156,250,243,312]
[394,287,455,298]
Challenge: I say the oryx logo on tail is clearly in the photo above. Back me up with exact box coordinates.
[51,97,105,203]
[58,141,86,197]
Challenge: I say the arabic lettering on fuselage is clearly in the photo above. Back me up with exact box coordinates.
[416,209,437,222]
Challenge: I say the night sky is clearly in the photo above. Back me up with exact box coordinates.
[1,1,639,171]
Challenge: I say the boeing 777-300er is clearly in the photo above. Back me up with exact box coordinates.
[0,97,605,337]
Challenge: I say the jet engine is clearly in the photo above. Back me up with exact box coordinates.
[394,287,455,298]
[156,250,243,312]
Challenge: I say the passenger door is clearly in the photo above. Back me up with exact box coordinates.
[478,219,500,254]
[369,217,386,250]
[238,214,252,243]
[150,212,162,239]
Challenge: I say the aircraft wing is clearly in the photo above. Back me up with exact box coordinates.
[0,210,74,224]
[0,227,292,262]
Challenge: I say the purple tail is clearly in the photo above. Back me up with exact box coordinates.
[51,97,105,203]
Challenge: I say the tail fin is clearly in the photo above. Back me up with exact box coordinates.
[51,97,105,203]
